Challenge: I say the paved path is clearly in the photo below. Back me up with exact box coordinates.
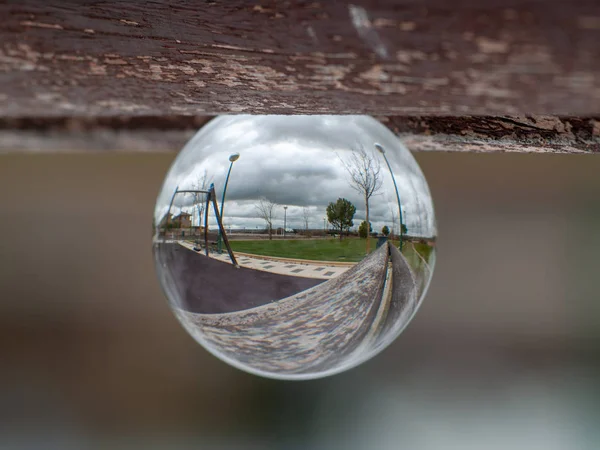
[176,244,397,376]
[373,244,418,349]
[154,242,323,314]
[178,241,351,280]
[158,240,419,376]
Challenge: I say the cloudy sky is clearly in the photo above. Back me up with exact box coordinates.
[155,115,436,237]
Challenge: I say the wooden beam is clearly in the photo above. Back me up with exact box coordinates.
[1,0,599,118]
[1,115,597,154]
[384,116,600,153]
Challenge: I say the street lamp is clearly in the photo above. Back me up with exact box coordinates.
[375,143,404,250]
[283,206,288,238]
[217,152,240,253]
[323,217,326,234]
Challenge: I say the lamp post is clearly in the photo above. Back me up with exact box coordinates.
[375,143,404,250]
[217,152,240,253]
[283,206,288,238]
[323,217,326,234]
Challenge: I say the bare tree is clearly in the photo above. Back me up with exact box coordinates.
[255,197,277,240]
[191,170,212,228]
[340,144,383,251]
[302,206,311,233]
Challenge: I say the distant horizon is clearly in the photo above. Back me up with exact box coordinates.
[160,221,435,240]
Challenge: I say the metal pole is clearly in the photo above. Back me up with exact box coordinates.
[211,188,239,267]
[204,185,212,256]
[217,160,234,253]
[375,144,404,250]
[283,206,287,238]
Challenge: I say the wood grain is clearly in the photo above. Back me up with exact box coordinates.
[1,115,597,154]
[1,0,599,117]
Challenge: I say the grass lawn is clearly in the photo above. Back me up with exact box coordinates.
[229,238,434,264]
[401,241,431,269]
[229,238,382,262]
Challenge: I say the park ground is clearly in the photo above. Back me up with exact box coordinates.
[228,237,433,265]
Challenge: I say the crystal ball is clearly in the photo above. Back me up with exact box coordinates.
[153,115,436,379]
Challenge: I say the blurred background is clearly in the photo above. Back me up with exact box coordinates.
[1,151,599,449]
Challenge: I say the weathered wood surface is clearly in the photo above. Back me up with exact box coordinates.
[1,115,598,154]
[1,0,600,118]
[384,116,600,154]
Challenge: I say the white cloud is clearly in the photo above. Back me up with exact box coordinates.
[155,116,436,237]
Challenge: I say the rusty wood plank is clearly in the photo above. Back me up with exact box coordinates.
[0,0,599,117]
[1,115,597,154]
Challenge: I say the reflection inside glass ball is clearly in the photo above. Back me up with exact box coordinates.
[153,115,436,380]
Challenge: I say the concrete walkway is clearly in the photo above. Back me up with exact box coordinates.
[176,244,392,377]
[178,241,351,280]
[158,239,419,376]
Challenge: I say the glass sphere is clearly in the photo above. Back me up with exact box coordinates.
[153,115,436,380]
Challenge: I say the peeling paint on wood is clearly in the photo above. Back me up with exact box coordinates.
[1,115,597,154]
[383,116,600,153]
[0,0,599,117]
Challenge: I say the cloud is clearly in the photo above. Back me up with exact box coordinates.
[155,116,436,237]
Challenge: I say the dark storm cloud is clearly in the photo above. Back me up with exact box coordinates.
[155,116,436,237]
[224,156,339,206]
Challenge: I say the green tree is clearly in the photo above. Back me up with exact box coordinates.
[381,225,390,236]
[401,223,408,235]
[358,220,372,239]
[326,198,356,240]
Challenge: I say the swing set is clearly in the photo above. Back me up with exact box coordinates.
[164,183,238,267]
